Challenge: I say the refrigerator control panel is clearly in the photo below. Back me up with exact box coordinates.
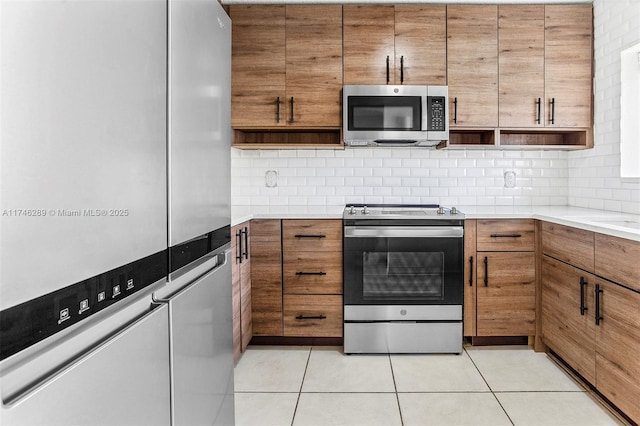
[0,250,167,361]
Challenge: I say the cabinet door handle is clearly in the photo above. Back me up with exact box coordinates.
[243,227,249,260]
[595,284,603,325]
[295,314,326,320]
[275,96,281,123]
[550,98,556,125]
[484,256,488,287]
[579,277,588,315]
[536,98,542,124]
[490,234,522,238]
[453,97,458,124]
[236,229,243,263]
[469,256,474,287]
[400,56,404,84]
[386,55,390,84]
[295,271,327,276]
[294,234,326,239]
[289,96,295,123]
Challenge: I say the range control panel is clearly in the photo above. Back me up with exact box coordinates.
[427,96,446,131]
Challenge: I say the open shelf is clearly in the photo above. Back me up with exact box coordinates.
[448,129,497,147]
[232,128,343,149]
[499,129,590,147]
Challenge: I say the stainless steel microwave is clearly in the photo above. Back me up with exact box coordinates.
[343,85,448,147]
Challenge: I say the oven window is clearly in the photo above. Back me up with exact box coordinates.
[362,251,444,300]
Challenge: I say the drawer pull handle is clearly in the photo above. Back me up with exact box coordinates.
[294,234,326,238]
[484,256,488,287]
[295,271,327,276]
[579,277,588,315]
[235,229,243,263]
[490,234,522,238]
[595,284,603,326]
[296,314,326,320]
[469,256,474,287]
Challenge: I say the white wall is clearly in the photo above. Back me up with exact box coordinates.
[567,0,640,214]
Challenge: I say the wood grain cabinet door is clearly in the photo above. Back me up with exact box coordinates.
[447,5,499,128]
[393,5,446,85]
[250,219,283,336]
[230,6,286,128]
[594,233,640,292]
[343,5,395,85]
[595,280,640,424]
[476,252,536,336]
[541,222,595,273]
[285,5,342,127]
[463,220,477,337]
[541,256,596,383]
[544,5,593,128]
[498,5,545,127]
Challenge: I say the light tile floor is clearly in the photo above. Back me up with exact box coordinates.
[234,345,622,426]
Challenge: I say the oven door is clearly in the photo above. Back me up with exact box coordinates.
[343,225,463,306]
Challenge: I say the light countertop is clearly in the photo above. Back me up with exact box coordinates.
[232,205,640,242]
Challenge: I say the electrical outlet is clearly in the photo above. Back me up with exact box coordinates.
[504,171,516,188]
[265,170,278,188]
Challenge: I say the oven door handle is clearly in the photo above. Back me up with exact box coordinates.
[344,226,464,238]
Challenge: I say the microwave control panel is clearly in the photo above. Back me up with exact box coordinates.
[427,96,446,131]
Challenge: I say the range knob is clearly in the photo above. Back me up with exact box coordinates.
[349,206,356,215]
[437,207,445,215]
[451,207,458,215]
[362,205,370,215]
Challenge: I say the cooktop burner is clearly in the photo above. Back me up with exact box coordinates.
[343,204,464,220]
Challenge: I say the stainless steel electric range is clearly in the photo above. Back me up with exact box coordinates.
[342,204,464,354]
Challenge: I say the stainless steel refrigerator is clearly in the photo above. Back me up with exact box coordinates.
[155,0,234,424]
[0,0,233,424]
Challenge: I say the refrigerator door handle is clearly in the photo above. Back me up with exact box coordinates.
[154,250,229,303]
[2,304,166,408]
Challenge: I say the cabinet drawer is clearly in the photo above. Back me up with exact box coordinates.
[595,234,640,292]
[251,219,281,242]
[477,219,535,251]
[283,251,342,294]
[283,295,343,337]
[283,219,342,252]
[541,222,594,272]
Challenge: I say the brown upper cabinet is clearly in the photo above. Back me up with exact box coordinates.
[498,5,593,128]
[447,5,499,128]
[230,5,342,129]
[343,5,446,86]
[230,4,593,149]
[498,5,545,128]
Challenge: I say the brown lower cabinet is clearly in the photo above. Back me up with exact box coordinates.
[476,251,536,336]
[231,221,252,362]
[282,219,343,338]
[249,219,343,339]
[465,219,537,338]
[541,225,640,424]
[250,219,284,336]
